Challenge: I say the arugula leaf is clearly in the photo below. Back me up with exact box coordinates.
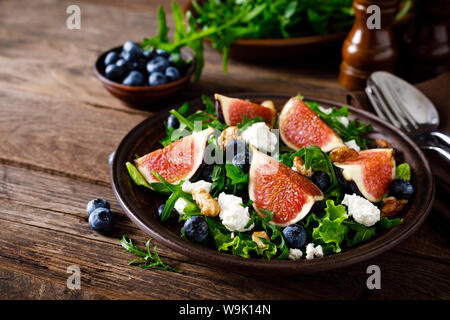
[201,94,216,114]
[151,170,195,221]
[121,235,183,273]
[126,161,151,189]
[396,163,411,181]
[377,217,403,229]
[344,220,376,247]
[280,146,339,197]
[126,162,171,195]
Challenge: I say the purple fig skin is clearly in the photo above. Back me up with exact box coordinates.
[215,99,225,123]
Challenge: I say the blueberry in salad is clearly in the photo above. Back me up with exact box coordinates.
[101,40,189,87]
[183,216,209,243]
[282,225,307,249]
[126,94,413,261]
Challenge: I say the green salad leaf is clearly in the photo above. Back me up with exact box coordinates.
[396,163,411,181]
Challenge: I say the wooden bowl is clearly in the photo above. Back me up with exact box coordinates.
[94,46,195,110]
[183,0,412,62]
[110,93,434,275]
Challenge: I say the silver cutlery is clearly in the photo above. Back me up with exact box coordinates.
[366,71,450,163]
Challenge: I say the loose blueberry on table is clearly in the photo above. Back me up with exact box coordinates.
[102,40,186,87]
[86,198,114,234]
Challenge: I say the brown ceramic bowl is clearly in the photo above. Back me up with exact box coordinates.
[94,46,195,110]
[111,93,434,275]
[183,1,412,62]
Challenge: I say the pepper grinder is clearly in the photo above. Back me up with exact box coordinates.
[399,0,450,83]
[339,0,400,90]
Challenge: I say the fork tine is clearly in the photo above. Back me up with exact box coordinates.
[372,81,414,132]
[369,81,408,131]
[366,85,390,121]
[386,86,420,130]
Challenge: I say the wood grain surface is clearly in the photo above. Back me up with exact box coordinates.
[0,0,448,300]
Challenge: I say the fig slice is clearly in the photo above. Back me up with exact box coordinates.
[135,127,214,184]
[215,94,277,127]
[248,147,324,226]
[333,148,396,202]
[278,96,345,152]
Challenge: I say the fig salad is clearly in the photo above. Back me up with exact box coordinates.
[126,94,413,261]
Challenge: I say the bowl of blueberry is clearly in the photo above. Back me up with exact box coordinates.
[94,41,195,109]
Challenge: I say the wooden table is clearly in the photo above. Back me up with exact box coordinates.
[1,0,448,300]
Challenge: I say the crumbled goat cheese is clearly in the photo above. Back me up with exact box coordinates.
[181,180,212,194]
[288,248,303,260]
[319,106,349,127]
[174,197,189,216]
[344,139,361,152]
[241,122,277,153]
[342,193,380,227]
[305,243,324,260]
[217,192,254,232]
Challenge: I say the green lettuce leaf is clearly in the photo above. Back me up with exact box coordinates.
[396,163,411,181]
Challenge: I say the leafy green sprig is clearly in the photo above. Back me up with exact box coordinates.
[121,235,183,273]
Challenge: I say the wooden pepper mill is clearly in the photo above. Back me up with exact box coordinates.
[339,0,400,90]
[399,0,450,83]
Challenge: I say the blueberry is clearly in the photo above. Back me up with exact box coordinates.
[142,49,156,60]
[389,178,414,200]
[132,58,147,72]
[232,152,250,172]
[157,204,177,221]
[156,49,170,58]
[200,164,215,182]
[123,41,139,52]
[86,198,110,216]
[105,64,127,82]
[146,56,169,73]
[122,71,145,86]
[121,47,141,62]
[282,224,307,249]
[311,171,331,192]
[183,216,209,243]
[88,207,114,234]
[310,200,326,213]
[225,140,248,161]
[167,114,179,129]
[104,51,119,65]
[165,66,181,81]
[116,58,131,70]
[148,72,167,86]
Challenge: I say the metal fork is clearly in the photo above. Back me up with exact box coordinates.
[366,77,450,163]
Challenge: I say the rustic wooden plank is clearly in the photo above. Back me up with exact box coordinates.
[0,163,449,299]
[0,0,346,114]
[0,86,145,184]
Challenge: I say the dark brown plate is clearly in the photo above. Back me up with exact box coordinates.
[111,93,434,275]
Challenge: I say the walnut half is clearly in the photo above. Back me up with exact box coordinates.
[192,189,220,217]
[252,231,270,249]
[329,146,359,162]
[218,126,241,150]
[292,156,313,177]
[381,196,408,218]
